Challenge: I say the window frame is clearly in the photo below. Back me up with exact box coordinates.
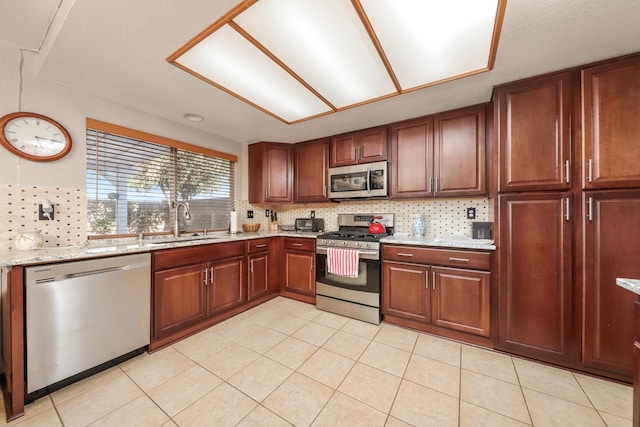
[86,118,237,239]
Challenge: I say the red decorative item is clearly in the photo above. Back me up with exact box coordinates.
[368,215,386,234]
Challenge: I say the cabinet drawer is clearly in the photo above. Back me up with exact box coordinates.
[284,237,315,251]
[247,238,271,254]
[154,241,245,270]
[382,245,490,270]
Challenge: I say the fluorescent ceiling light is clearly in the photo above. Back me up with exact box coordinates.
[168,0,505,124]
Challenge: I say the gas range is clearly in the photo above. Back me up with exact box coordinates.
[316,213,394,256]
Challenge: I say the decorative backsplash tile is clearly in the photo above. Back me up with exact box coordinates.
[237,197,492,237]
[0,184,86,251]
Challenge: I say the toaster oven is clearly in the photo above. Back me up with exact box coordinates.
[295,218,324,232]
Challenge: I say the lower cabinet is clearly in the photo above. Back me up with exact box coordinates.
[382,245,491,339]
[207,256,245,315]
[152,241,245,342]
[283,237,316,299]
[153,264,206,337]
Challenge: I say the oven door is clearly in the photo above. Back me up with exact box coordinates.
[315,251,380,294]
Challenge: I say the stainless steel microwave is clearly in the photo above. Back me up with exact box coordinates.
[328,161,388,199]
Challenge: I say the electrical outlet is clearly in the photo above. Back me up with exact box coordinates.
[310,210,316,218]
[466,207,476,220]
[265,209,271,218]
[38,203,55,220]
[247,210,254,219]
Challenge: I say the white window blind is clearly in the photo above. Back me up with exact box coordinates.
[86,126,235,236]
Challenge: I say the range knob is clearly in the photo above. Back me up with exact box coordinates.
[319,239,326,246]
[341,241,348,246]
[328,240,335,246]
[364,243,371,249]
[355,242,362,248]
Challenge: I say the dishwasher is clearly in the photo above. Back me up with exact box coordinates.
[25,253,151,395]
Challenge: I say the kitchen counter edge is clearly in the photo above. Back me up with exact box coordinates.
[616,278,640,295]
[379,235,496,251]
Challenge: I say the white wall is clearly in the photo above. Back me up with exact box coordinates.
[0,41,245,189]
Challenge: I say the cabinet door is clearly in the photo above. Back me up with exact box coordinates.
[432,267,490,337]
[248,142,293,203]
[248,252,269,301]
[358,126,388,163]
[390,117,433,198]
[330,133,358,167]
[497,72,572,191]
[382,261,430,323]
[295,138,329,202]
[497,192,574,362]
[582,56,640,189]
[265,144,293,202]
[583,190,640,376]
[284,250,315,296]
[433,105,486,197]
[153,264,206,337]
[207,256,245,315]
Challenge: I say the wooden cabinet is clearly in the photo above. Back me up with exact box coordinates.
[382,244,491,339]
[383,261,430,323]
[433,105,486,196]
[248,142,293,203]
[582,190,640,377]
[207,256,244,315]
[495,72,572,191]
[432,267,491,337]
[152,241,245,342]
[283,237,316,299]
[582,56,640,189]
[247,238,271,300]
[496,192,574,362]
[294,138,329,202]
[390,104,486,199]
[154,264,206,337]
[330,126,387,167]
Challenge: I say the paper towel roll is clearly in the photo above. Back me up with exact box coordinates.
[230,210,238,234]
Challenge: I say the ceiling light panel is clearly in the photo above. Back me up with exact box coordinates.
[360,0,501,89]
[174,24,332,123]
[234,0,398,109]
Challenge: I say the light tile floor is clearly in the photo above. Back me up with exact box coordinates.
[1,297,633,426]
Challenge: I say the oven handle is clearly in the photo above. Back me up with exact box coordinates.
[316,247,379,260]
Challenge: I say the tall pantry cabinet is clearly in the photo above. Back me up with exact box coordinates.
[496,54,640,379]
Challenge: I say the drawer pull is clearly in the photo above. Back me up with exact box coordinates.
[397,252,414,257]
[449,257,470,263]
[292,243,304,247]
[255,244,267,248]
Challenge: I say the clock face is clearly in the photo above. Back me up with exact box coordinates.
[0,112,72,161]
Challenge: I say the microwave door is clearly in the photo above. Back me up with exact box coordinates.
[331,172,368,193]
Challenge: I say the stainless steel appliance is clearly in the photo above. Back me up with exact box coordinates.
[315,213,394,324]
[26,253,151,395]
[328,161,388,199]
[295,217,324,232]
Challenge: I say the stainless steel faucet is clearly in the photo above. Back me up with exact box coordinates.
[172,201,191,238]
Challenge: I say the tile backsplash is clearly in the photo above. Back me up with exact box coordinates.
[237,197,492,236]
[1,184,86,251]
[0,183,490,251]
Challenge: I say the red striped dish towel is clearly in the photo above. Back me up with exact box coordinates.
[327,247,359,278]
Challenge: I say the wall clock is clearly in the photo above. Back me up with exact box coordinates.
[0,112,72,161]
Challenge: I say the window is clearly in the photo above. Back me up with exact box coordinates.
[86,119,236,237]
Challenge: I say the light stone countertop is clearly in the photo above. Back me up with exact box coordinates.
[616,278,640,296]
[0,231,320,267]
[0,232,495,267]
[380,235,496,251]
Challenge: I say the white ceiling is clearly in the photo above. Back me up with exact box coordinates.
[2,0,640,146]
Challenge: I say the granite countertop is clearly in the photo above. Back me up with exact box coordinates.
[616,278,640,296]
[0,231,320,267]
[0,231,494,267]
[380,235,496,251]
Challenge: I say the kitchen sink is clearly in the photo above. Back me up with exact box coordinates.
[143,235,226,245]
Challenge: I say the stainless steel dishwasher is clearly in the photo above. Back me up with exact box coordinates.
[25,253,150,394]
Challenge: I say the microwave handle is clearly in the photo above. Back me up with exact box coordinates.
[366,168,371,192]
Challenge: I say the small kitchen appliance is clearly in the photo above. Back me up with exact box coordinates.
[295,218,324,232]
[315,213,393,324]
[327,161,388,199]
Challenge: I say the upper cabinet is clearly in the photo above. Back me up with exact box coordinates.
[582,56,640,189]
[390,104,486,199]
[294,138,329,203]
[248,142,293,204]
[495,72,572,192]
[330,126,388,167]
